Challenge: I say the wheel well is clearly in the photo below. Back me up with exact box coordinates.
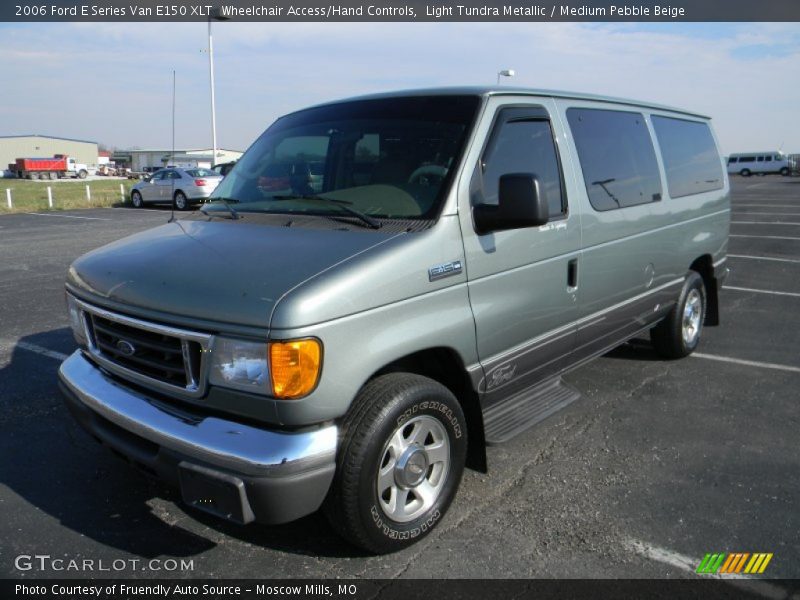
[690,255,719,326]
[373,348,487,473]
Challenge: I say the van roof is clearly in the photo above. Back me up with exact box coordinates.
[304,87,710,120]
[728,151,784,156]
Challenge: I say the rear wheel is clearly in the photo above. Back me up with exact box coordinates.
[740,169,751,177]
[324,373,467,554]
[780,167,790,176]
[131,190,143,208]
[174,191,189,210]
[651,271,706,359]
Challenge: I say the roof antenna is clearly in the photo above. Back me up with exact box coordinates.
[169,69,176,223]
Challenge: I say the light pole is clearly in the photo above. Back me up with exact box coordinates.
[496,69,515,85]
[207,9,229,167]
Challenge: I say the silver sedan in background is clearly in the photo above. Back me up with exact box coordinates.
[130,168,223,210]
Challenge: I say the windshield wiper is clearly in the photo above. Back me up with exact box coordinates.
[201,197,240,220]
[273,195,381,229]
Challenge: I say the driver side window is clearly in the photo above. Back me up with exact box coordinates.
[473,112,566,219]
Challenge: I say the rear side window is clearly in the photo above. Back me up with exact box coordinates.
[651,116,724,198]
[728,157,738,164]
[186,168,215,177]
[566,108,662,211]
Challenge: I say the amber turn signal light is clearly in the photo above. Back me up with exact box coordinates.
[268,339,322,399]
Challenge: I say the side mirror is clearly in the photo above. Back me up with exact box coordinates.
[473,173,549,235]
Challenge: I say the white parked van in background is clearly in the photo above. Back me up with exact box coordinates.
[727,152,791,176]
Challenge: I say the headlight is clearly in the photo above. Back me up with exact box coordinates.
[209,338,269,393]
[210,337,323,398]
[269,338,322,399]
[65,294,87,345]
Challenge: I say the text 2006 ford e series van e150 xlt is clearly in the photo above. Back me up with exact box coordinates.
[58,88,730,553]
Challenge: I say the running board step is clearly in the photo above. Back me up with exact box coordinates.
[483,378,581,445]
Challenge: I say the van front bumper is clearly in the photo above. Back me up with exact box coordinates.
[58,351,337,525]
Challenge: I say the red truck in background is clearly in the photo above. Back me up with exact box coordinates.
[9,154,94,180]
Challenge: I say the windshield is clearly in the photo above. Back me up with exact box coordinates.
[209,95,480,221]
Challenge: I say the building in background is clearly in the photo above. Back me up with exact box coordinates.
[0,135,98,173]
[123,148,243,172]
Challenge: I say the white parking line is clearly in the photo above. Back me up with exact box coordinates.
[732,212,800,217]
[693,353,800,374]
[731,221,800,226]
[728,254,800,264]
[627,539,700,574]
[110,207,167,213]
[626,540,788,599]
[25,212,110,221]
[730,234,800,241]
[723,285,800,298]
[5,340,69,361]
[733,204,800,208]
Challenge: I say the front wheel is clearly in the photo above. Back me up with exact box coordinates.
[131,190,143,208]
[740,169,751,177]
[324,373,467,554]
[780,167,790,176]
[651,271,706,359]
[78,170,87,179]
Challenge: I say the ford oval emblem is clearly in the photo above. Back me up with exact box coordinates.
[116,339,136,356]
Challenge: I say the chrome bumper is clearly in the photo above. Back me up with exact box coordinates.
[58,351,337,478]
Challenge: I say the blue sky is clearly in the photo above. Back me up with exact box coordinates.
[1,22,798,154]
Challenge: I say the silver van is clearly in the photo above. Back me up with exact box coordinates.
[59,88,730,554]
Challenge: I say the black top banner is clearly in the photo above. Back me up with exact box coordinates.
[5,0,800,22]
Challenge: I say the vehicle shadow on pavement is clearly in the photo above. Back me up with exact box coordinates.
[181,508,370,558]
[603,336,664,362]
[0,330,366,567]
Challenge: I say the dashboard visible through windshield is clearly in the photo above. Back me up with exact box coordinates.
[207,95,481,224]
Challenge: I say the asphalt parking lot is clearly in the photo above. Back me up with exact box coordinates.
[0,179,798,587]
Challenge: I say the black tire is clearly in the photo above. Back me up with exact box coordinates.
[78,170,87,179]
[131,190,143,208]
[780,167,790,176]
[323,373,467,554]
[650,271,706,359]
[740,169,751,177]
[174,190,189,210]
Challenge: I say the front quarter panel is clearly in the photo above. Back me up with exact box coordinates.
[268,281,479,425]
[266,217,479,425]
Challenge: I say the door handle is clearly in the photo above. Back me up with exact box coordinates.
[567,258,578,290]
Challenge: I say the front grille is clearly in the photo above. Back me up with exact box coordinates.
[88,315,201,388]
[73,296,211,397]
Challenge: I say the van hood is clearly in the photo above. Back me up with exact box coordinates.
[66,219,399,329]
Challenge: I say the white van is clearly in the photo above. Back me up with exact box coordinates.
[727,152,790,176]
